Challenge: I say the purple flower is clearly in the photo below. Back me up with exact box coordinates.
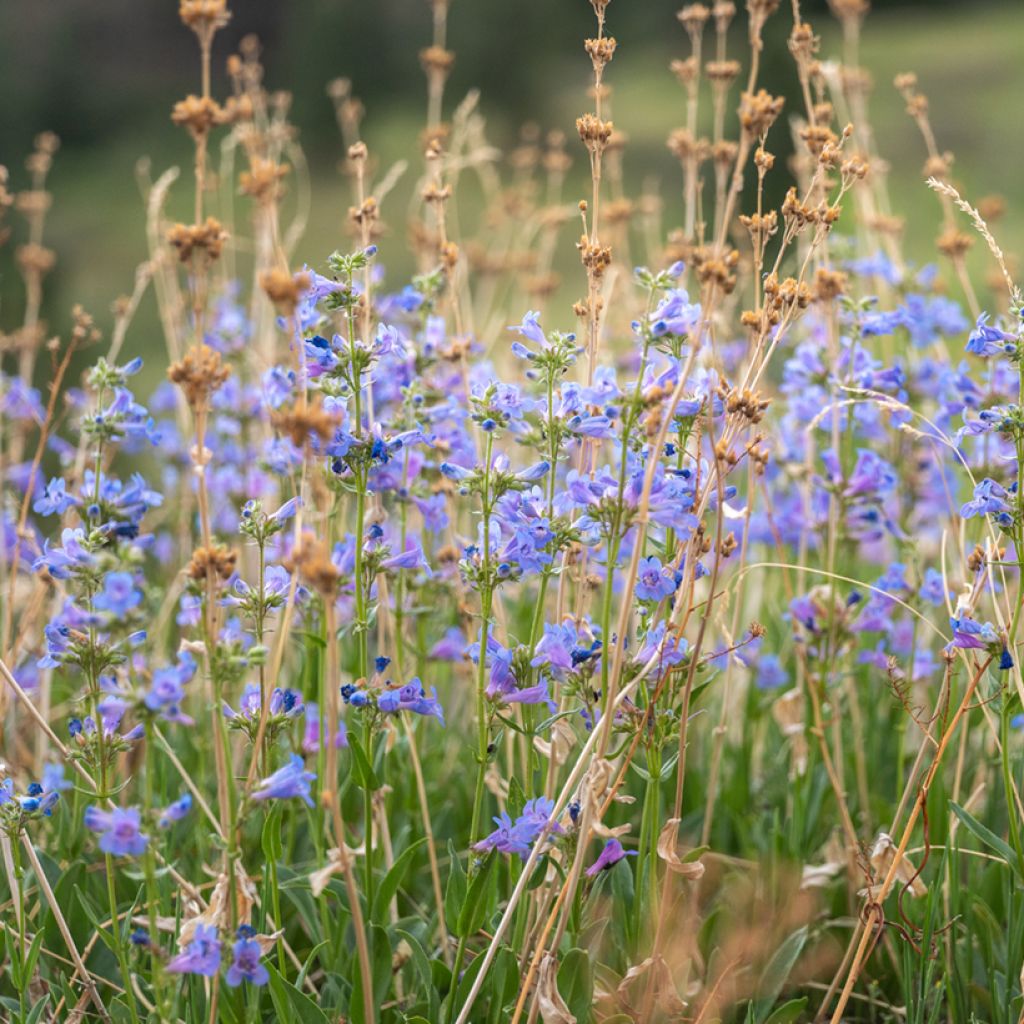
[585,838,637,877]
[301,702,347,754]
[158,793,193,828]
[84,806,149,856]
[474,797,563,859]
[94,572,143,617]
[755,654,788,690]
[225,931,269,988]
[377,680,445,724]
[252,754,316,807]
[635,556,678,602]
[965,313,1017,357]
[430,627,466,661]
[949,616,999,651]
[167,924,222,977]
[34,478,80,516]
[960,478,1013,526]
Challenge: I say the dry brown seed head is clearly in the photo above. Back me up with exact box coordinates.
[419,45,455,77]
[712,140,738,167]
[171,95,232,140]
[168,217,227,263]
[188,543,237,583]
[239,158,289,206]
[577,236,613,278]
[802,124,838,158]
[677,4,710,35]
[286,532,339,597]
[670,56,700,87]
[978,194,1007,222]
[168,343,231,408]
[272,398,340,448]
[15,190,52,218]
[936,228,973,260]
[576,113,614,156]
[922,152,953,181]
[813,268,847,302]
[705,59,741,85]
[259,268,312,315]
[584,35,618,72]
[739,89,785,139]
[788,22,819,63]
[179,0,231,36]
[15,243,56,277]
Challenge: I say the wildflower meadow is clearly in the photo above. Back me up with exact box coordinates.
[2,1,1023,1022]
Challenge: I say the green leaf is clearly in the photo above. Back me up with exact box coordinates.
[557,948,593,1024]
[262,804,284,863]
[950,801,1023,879]
[27,996,51,1024]
[267,962,330,1024]
[488,947,520,1024]
[372,838,426,923]
[348,734,381,791]
[349,923,392,1024]
[397,928,441,1021]
[753,925,808,1022]
[444,841,467,930]
[23,929,45,986]
[456,849,497,938]
[763,997,808,1024]
[73,885,117,955]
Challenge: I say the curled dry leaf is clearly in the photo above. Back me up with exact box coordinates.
[309,843,362,897]
[801,831,846,889]
[594,819,632,838]
[617,955,687,1015]
[254,929,283,955]
[537,954,576,1024]
[179,868,257,947]
[656,817,705,879]
[534,716,575,764]
[867,831,927,897]
[771,687,808,777]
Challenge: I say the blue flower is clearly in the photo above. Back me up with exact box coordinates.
[158,793,193,828]
[965,313,1017,357]
[84,806,149,856]
[377,680,445,724]
[167,924,222,977]
[33,478,80,516]
[635,556,678,602]
[225,931,269,988]
[585,838,638,877]
[94,572,143,617]
[474,797,563,859]
[960,478,1013,527]
[252,754,316,808]
[755,654,788,690]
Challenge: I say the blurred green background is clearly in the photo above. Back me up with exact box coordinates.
[1,0,1021,356]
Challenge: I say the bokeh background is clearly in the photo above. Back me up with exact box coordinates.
[1,0,1021,353]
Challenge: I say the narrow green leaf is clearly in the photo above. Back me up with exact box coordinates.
[763,997,808,1024]
[456,849,497,938]
[753,925,808,1022]
[372,837,425,923]
[950,800,1023,879]
[557,948,593,1024]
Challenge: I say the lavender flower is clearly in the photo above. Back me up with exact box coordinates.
[252,755,316,808]
[585,839,638,877]
[84,806,149,856]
